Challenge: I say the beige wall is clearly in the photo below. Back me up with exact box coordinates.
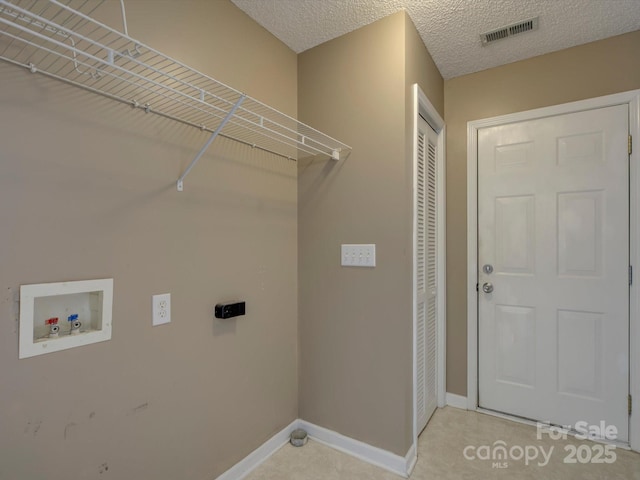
[0,1,298,479]
[404,14,444,118]
[444,30,640,396]
[298,12,443,456]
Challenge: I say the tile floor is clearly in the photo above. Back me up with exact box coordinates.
[245,407,640,479]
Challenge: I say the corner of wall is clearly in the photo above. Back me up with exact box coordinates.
[297,12,418,457]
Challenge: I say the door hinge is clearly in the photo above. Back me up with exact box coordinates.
[476,283,479,293]
[629,394,633,415]
[630,135,633,155]
[630,265,633,286]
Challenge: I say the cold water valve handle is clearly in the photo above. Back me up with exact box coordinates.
[68,314,82,335]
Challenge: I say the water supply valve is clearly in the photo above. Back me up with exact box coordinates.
[68,314,82,335]
[46,317,60,338]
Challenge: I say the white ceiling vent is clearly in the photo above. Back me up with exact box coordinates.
[480,17,539,46]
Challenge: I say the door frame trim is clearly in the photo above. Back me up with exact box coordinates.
[466,89,640,451]
[412,84,447,447]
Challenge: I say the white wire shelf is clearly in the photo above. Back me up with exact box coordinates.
[0,0,351,190]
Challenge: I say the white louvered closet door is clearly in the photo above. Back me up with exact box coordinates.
[416,115,439,434]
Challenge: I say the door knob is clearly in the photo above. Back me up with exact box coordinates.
[482,282,494,294]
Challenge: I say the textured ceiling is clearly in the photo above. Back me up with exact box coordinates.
[230,0,640,79]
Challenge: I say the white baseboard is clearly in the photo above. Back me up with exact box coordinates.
[299,420,414,478]
[446,393,468,410]
[405,443,418,477]
[216,419,416,479]
[215,420,297,480]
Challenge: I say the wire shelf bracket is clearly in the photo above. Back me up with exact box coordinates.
[0,0,352,191]
[177,95,246,192]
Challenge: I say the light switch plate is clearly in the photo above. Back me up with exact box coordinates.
[341,244,376,267]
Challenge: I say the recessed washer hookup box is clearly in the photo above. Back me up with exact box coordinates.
[19,278,114,359]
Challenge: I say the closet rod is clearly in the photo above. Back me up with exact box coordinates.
[31,0,338,158]
[0,0,351,187]
[2,56,296,163]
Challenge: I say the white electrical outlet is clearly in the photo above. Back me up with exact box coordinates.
[152,293,171,326]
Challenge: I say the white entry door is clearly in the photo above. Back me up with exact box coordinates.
[478,105,630,441]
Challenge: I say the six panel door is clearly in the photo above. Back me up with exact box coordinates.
[477,105,630,441]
